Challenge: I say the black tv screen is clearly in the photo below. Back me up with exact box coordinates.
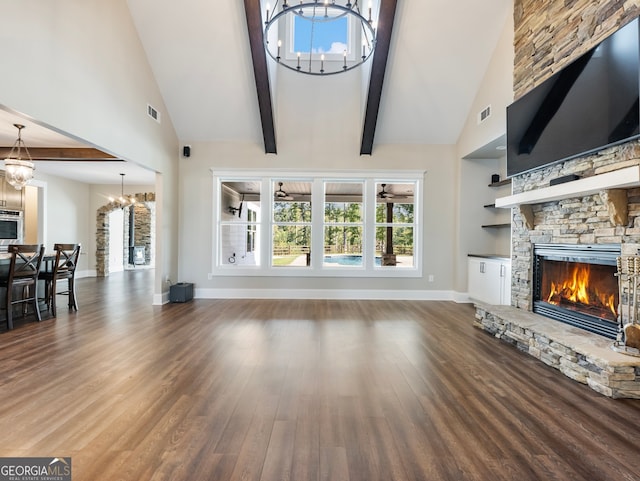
[507,18,640,177]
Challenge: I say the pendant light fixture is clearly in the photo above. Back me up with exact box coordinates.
[4,124,35,190]
[109,173,136,206]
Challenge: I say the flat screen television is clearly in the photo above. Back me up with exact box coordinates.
[507,17,640,177]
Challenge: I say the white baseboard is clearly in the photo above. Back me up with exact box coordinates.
[193,288,456,301]
[153,291,170,305]
[76,269,95,279]
[452,291,471,303]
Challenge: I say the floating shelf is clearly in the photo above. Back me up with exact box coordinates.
[481,223,511,228]
[488,178,511,188]
[495,166,640,208]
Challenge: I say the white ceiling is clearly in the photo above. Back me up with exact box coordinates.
[0,0,512,184]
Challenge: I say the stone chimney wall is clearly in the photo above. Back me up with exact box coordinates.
[514,1,640,101]
[510,1,640,309]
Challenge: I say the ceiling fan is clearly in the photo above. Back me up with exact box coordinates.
[378,184,394,199]
[228,194,244,217]
[378,183,413,202]
[274,182,294,201]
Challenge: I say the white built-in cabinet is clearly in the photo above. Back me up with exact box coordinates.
[467,255,511,305]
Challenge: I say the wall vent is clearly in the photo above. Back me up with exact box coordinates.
[147,104,161,123]
[478,105,491,124]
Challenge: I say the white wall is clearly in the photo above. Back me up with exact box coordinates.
[22,172,92,276]
[456,13,515,159]
[0,0,179,300]
[454,9,515,295]
[179,141,457,298]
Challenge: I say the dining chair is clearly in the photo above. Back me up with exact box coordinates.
[39,243,81,317]
[0,244,45,330]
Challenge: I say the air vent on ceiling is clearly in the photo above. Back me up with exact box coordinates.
[147,103,161,123]
[478,105,491,124]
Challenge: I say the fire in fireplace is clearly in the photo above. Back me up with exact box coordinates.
[533,244,621,339]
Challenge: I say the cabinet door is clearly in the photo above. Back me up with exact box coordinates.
[468,258,501,304]
[0,176,6,207]
[468,258,484,302]
[0,176,24,209]
[499,261,512,305]
[3,181,23,209]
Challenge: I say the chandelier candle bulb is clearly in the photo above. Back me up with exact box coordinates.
[343,50,347,69]
[368,2,372,22]
[296,52,301,69]
[321,54,325,73]
[277,39,281,61]
[265,3,270,22]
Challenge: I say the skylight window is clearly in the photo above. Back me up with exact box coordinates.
[264,1,376,75]
[293,15,348,54]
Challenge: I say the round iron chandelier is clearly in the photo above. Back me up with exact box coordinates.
[263,0,377,76]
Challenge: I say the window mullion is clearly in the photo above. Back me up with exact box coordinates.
[363,179,376,270]
[311,178,324,269]
[262,177,272,272]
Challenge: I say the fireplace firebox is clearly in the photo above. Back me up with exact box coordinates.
[533,244,620,339]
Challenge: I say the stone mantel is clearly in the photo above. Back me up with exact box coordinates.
[495,165,640,208]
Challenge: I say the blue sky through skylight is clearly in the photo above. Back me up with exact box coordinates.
[293,15,348,54]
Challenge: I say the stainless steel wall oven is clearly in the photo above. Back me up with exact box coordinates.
[0,209,24,244]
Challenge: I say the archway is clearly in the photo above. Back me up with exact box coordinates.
[96,192,156,277]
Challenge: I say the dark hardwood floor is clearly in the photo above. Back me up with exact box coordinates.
[1,270,640,480]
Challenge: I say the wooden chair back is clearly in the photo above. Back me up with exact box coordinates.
[52,243,81,278]
[7,244,45,285]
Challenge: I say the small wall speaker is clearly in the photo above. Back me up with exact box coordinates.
[183,145,191,158]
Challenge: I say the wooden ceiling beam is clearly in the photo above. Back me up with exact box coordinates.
[0,147,118,160]
[360,0,397,155]
[243,0,277,154]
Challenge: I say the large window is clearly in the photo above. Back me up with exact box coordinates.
[375,183,415,268]
[213,172,422,277]
[219,180,261,266]
[272,180,312,267]
[324,181,363,268]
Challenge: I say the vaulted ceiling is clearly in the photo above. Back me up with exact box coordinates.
[127,0,512,147]
[0,0,512,184]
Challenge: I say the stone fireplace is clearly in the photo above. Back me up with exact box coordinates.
[472,149,640,398]
[472,0,640,398]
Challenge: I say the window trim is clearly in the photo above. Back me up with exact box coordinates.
[210,169,424,278]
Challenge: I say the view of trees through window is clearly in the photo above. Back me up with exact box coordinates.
[272,181,312,267]
[324,182,363,267]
